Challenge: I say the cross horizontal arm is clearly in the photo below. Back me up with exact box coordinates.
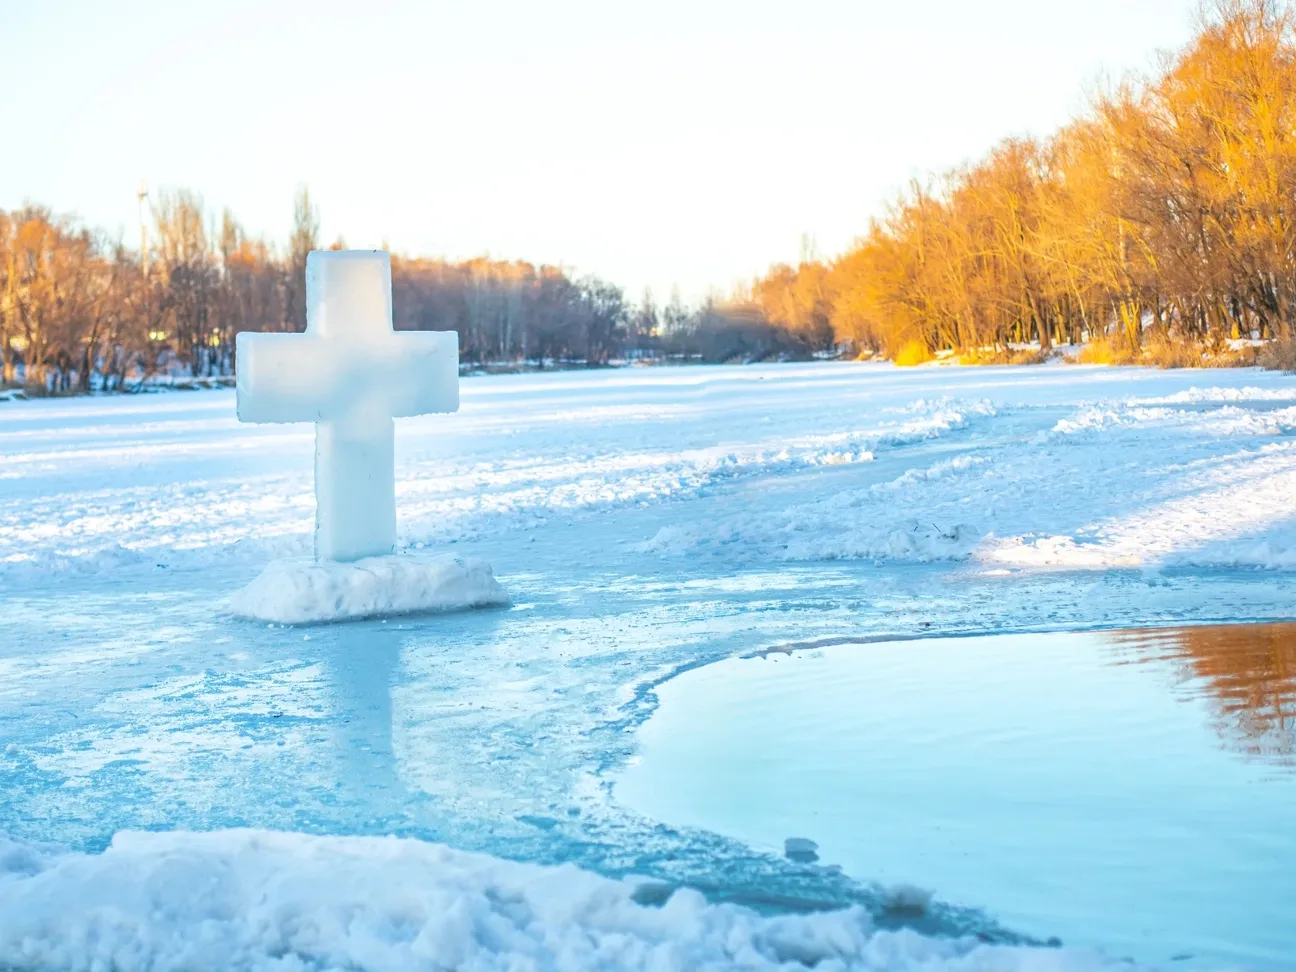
[236,330,460,424]
[385,330,460,418]
[236,333,334,423]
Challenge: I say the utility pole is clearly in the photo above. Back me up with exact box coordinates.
[137,181,149,277]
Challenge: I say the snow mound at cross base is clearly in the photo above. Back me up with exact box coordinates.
[0,829,1134,972]
[229,553,508,624]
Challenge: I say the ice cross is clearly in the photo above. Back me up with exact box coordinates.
[235,250,458,562]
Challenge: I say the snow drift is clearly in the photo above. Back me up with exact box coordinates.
[229,553,508,624]
[0,828,1136,972]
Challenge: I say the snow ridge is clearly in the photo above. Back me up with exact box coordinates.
[0,396,994,582]
[640,394,1296,570]
[0,829,1135,972]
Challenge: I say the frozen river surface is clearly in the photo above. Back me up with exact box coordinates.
[3,362,1296,970]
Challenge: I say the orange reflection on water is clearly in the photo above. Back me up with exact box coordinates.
[1107,623,1296,767]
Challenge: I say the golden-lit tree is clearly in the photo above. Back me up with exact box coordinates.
[751,0,1296,363]
[754,258,835,351]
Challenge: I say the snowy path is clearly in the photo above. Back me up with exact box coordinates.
[3,362,1295,970]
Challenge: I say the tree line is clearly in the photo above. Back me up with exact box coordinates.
[0,189,667,393]
[746,0,1296,365]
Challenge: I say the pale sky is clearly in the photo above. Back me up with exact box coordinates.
[2,0,1196,302]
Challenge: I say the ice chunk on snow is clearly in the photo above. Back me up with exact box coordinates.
[0,828,1138,972]
[881,883,935,916]
[0,835,58,879]
[784,837,820,862]
[228,553,508,624]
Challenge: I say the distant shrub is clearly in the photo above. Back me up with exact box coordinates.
[957,347,998,365]
[893,340,933,367]
[959,346,1050,365]
[1141,332,1205,369]
[1259,337,1296,373]
[1009,347,1051,365]
[1076,334,1140,366]
[1073,330,1273,369]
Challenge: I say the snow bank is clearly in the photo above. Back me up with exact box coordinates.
[638,384,1296,572]
[0,828,1133,972]
[980,530,1296,571]
[1126,385,1296,405]
[229,553,508,624]
[1045,403,1296,440]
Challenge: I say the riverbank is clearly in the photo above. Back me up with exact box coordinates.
[3,338,1293,403]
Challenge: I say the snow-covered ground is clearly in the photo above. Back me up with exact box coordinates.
[3,362,1295,971]
[2,829,1132,972]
